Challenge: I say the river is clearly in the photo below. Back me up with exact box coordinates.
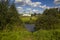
[24,24,35,32]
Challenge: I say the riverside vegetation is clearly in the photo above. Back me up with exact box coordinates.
[0,0,60,40]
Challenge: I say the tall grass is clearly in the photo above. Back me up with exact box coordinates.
[0,29,33,40]
[33,30,60,40]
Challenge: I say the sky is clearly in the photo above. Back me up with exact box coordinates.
[10,0,60,14]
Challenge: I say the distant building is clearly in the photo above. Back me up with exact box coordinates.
[22,13,31,16]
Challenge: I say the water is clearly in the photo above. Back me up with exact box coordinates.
[25,24,35,32]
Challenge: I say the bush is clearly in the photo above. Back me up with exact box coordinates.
[0,29,32,40]
[33,30,60,40]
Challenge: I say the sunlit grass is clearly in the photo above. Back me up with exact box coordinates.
[20,16,37,23]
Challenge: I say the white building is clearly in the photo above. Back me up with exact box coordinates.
[22,13,31,16]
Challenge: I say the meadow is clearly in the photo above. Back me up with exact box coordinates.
[0,1,60,40]
[0,16,60,40]
[0,29,60,40]
[20,16,37,24]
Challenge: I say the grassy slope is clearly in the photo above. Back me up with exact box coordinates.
[0,27,33,40]
[1,29,60,40]
[33,29,60,40]
[0,26,60,40]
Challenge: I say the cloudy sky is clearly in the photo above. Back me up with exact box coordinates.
[10,0,60,14]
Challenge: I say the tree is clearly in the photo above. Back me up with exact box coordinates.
[43,8,58,17]
[35,8,60,31]
[0,0,9,30]
[5,3,22,30]
[0,0,21,30]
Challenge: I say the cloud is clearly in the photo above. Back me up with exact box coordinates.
[39,5,50,9]
[15,0,41,7]
[27,2,41,7]
[15,0,50,8]
[17,7,23,10]
[25,9,41,13]
[15,0,25,6]
[32,9,40,13]
[17,7,23,9]
[15,0,22,2]
[15,0,31,4]
[26,8,32,10]
[15,0,51,13]
[16,7,24,13]
[54,0,60,4]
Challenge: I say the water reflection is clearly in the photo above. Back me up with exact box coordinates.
[25,24,35,32]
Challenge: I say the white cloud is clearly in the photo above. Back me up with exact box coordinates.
[15,0,31,3]
[54,0,60,2]
[32,9,40,13]
[54,0,60,4]
[16,7,23,10]
[15,0,50,9]
[39,5,46,9]
[32,2,41,7]
[15,0,41,7]
[26,8,32,10]
[27,2,41,7]
[25,0,31,3]
[17,7,23,9]
[15,0,23,2]
[15,0,51,13]
[39,5,50,9]
[16,7,24,13]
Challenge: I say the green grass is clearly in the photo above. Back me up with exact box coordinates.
[33,30,60,40]
[20,16,31,23]
[0,28,33,40]
[20,16,37,24]
[0,24,33,40]
[0,16,60,40]
[0,29,60,40]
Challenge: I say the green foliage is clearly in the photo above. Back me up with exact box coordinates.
[20,16,37,24]
[33,30,60,40]
[0,0,22,30]
[8,4,21,24]
[1,30,60,40]
[0,1,60,40]
[43,8,58,17]
[0,30,32,40]
[35,8,60,31]
[0,0,9,30]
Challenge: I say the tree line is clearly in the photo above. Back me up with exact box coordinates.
[0,0,21,30]
[35,8,60,31]
[0,0,60,31]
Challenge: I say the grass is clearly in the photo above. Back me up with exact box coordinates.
[0,31,32,40]
[33,29,60,40]
[0,27,33,40]
[0,29,60,40]
[20,16,31,23]
[0,16,60,40]
[20,16,37,24]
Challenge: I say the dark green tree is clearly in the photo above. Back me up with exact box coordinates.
[35,8,59,31]
[0,0,9,30]
[0,0,21,30]
[43,8,58,17]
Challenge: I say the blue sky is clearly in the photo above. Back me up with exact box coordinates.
[10,0,60,14]
[32,0,54,6]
